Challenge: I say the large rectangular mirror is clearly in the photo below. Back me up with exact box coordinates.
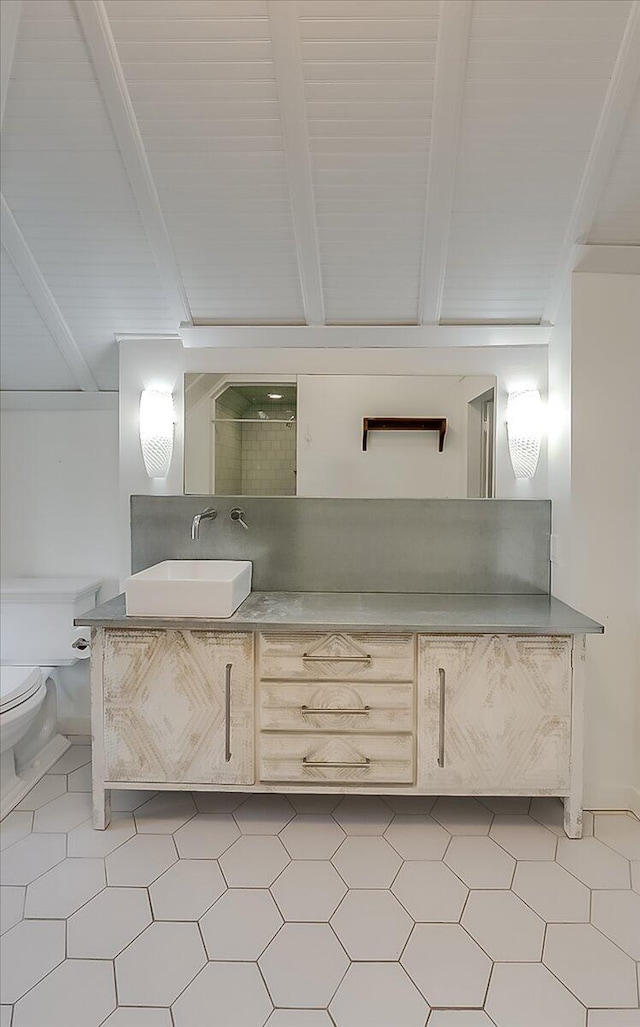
[184,373,496,499]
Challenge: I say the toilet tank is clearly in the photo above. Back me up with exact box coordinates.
[0,578,101,665]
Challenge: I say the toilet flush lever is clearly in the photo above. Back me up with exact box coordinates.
[229,508,249,530]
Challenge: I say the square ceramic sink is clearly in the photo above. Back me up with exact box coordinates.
[125,560,252,619]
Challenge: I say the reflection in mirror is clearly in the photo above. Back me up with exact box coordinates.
[185,374,496,499]
[185,375,297,496]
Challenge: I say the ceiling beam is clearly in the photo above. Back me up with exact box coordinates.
[418,0,473,324]
[267,0,325,326]
[543,0,640,324]
[74,0,192,327]
[179,324,551,350]
[1,195,99,391]
[0,0,21,128]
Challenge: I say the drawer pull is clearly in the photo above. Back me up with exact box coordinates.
[301,705,371,716]
[302,757,371,768]
[437,667,446,768]
[302,653,372,662]
[224,663,232,763]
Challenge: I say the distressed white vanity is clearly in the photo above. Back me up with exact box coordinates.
[83,591,601,839]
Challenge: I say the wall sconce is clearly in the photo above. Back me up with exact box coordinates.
[139,389,175,478]
[506,388,543,479]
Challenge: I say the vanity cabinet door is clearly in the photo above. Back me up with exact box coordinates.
[103,629,254,785]
[418,635,572,793]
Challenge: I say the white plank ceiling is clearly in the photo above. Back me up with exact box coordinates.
[0,0,639,390]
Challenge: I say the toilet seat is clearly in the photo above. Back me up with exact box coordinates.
[0,666,44,715]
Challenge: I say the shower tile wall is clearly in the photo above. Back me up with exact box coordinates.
[215,395,296,496]
[241,403,296,497]
[214,391,244,495]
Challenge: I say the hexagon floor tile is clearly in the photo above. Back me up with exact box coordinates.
[149,858,226,920]
[595,813,640,860]
[591,889,640,959]
[0,832,66,885]
[133,791,196,834]
[431,796,493,835]
[1,919,65,1003]
[6,749,638,1025]
[279,814,346,858]
[106,833,178,887]
[173,813,240,858]
[331,835,402,888]
[384,814,451,859]
[24,857,105,918]
[271,860,346,921]
[332,795,394,834]
[512,860,590,922]
[233,793,295,834]
[0,811,33,851]
[331,889,412,960]
[557,837,631,889]
[260,923,349,1008]
[12,958,116,1027]
[444,835,515,889]
[544,923,638,1008]
[486,962,586,1027]
[401,924,491,1007]
[219,834,290,887]
[67,886,152,958]
[392,860,468,922]
[330,962,429,1027]
[115,921,206,1006]
[200,889,283,960]
[0,885,25,935]
[489,814,558,860]
[461,889,545,961]
[173,962,272,1027]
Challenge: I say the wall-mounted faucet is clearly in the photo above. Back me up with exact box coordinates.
[191,507,217,541]
[230,507,249,531]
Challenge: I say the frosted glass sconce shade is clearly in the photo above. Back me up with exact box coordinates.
[139,389,175,478]
[506,389,543,479]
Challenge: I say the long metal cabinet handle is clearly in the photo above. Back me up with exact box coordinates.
[224,663,232,763]
[301,705,370,715]
[302,653,372,662]
[437,667,446,768]
[302,757,371,768]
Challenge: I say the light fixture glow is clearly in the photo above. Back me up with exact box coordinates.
[139,389,175,478]
[267,392,283,400]
[506,388,543,479]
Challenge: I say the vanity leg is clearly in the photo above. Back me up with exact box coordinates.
[564,634,586,839]
[563,795,583,839]
[93,783,111,830]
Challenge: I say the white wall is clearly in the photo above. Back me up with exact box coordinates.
[549,273,640,812]
[296,374,495,498]
[0,408,120,728]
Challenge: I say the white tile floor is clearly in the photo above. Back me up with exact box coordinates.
[1,740,639,1027]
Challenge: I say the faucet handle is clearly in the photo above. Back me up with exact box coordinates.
[230,507,249,531]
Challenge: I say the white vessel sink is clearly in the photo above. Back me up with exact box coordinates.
[125,560,252,619]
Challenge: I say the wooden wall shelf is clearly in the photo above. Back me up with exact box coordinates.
[362,417,447,452]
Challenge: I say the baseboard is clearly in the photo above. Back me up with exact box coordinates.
[584,782,636,812]
[58,716,91,737]
[630,786,640,819]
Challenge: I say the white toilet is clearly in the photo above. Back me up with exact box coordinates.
[0,577,101,819]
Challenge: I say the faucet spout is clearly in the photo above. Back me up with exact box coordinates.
[191,506,217,541]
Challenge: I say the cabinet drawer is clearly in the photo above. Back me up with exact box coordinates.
[259,732,414,784]
[259,632,414,683]
[260,680,414,733]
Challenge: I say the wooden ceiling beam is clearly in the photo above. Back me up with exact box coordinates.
[74,0,192,328]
